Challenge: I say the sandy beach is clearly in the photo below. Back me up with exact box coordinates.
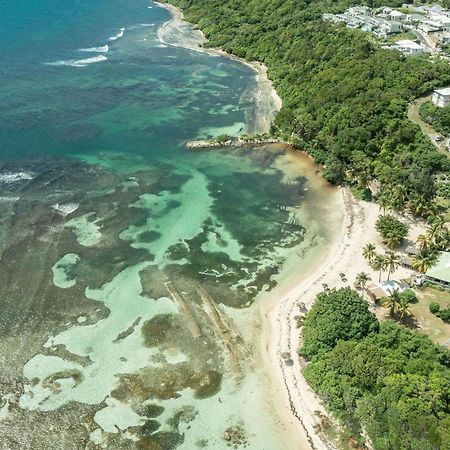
[259,177,423,449]
[155,1,282,135]
[157,3,425,448]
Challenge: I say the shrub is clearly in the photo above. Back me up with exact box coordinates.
[430,302,441,314]
[401,289,417,303]
[437,308,450,322]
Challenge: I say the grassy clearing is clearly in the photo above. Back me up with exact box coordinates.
[411,286,450,346]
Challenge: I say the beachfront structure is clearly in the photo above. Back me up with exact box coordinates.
[367,280,407,301]
[425,252,450,287]
[432,87,450,107]
[395,39,426,55]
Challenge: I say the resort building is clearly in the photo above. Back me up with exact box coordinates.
[432,87,450,107]
[395,39,426,55]
[425,252,450,287]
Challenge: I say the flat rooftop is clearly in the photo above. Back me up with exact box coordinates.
[396,39,424,49]
[434,87,450,96]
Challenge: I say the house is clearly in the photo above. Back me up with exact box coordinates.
[419,22,441,33]
[348,6,371,16]
[432,87,450,107]
[425,251,450,287]
[382,20,403,33]
[429,14,450,29]
[380,7,406,20]
[405,14,426,23]
[395,39,426,55]
[367,280,407,302]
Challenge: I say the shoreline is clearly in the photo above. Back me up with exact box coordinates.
[259,181,420,449]
[155,2,345,448]
[155,1,282,135]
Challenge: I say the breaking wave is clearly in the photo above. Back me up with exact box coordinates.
[0,171,35,184]
[46,55,108,67]
[108,27,125,41]
[79,45,109,53]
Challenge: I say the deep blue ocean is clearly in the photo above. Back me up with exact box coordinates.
[0,0,254,162]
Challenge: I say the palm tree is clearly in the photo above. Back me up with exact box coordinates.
[377,193,390,214]
[396,298,411,319]
[370,254,386,282]
[412,250,438,273]
[416,233,431,251]
[362,243,376,263]
[385,235,402,249]
[384,251,400,281]
[391,185,407,212]
[427,218,450,250]
[382,289,402,317]
[355,272,371,291]
[406,194,428,217]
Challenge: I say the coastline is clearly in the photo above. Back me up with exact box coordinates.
[154,2,346,448]
[155,1,282,135]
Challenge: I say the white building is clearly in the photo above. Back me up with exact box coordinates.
[395,39,426,55]
[348,6,371,16]
[432,87,450,107]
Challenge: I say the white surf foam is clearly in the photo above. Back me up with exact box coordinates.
[108,27,125,41]
[46,55,108,67]
[0,171,35,184]
[79,45,109,53]
[0,196,20,202]
[52,203,80,216]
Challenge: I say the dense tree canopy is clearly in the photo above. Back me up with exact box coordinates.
[301,289,450,449]
[375,214,408,248]
[168,0,450,213]
[300,287,379,359]
[420,100,450,136]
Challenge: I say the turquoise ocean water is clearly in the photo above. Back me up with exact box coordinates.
[0,2,338,449]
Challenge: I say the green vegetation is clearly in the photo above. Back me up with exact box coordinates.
[413,216,450,272]
[381,288,416,318]
[420,100,450,136]
[168,0,450,216]
[384,30,416,43]
[375,214,408,249]
[411,286,450,345]
[300,287,379,360]
[429,301,450,322]
[362,244,401,282]
[302,288,450,449]
[354,271,371,290]
[215,133,231,143]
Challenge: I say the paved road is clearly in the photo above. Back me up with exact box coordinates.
[408,95,450,158]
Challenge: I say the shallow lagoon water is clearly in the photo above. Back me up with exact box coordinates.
[0,2,341,449]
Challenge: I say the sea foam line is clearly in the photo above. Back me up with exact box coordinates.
[0,171,35,184]
[46,55,108,67]
[108,27,125,41]
[79,45,109,53]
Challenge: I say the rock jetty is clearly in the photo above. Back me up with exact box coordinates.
[185,137,281,150]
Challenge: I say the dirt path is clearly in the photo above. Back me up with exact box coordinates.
[408,96,450,158]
